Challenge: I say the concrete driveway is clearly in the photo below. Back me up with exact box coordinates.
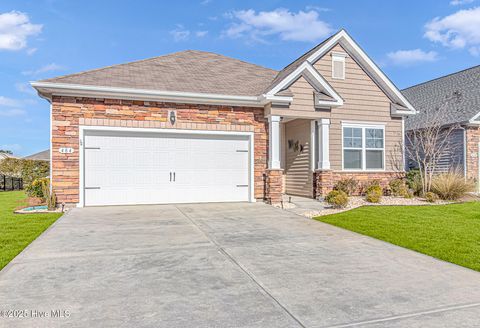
[1,203,480,327]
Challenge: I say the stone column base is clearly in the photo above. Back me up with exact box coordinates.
[265,169,283,205]
[314,170,333,199]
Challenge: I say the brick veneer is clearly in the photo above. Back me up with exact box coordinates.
[465,126,480,185]
[314,170,400,198]
[264,169,283,204]
[51,96,268,205]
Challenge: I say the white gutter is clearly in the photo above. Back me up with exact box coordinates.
[30,82,292,107]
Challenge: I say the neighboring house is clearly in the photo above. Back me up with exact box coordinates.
[0,152,17,161]
[24,149,50,161]
[403,66,480,186]
[32,29,415,207]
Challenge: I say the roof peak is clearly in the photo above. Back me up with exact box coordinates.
[40,49,277,84]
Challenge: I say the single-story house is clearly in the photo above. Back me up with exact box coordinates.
[0,152,17,161]
[403,65,480,188]
[24,149,50,161]
[32,29,416,207]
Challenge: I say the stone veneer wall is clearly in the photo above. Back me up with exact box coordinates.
[264,169,283,204]
[51,96,268,204]
[465,126,480,186]
[314,170,401,198]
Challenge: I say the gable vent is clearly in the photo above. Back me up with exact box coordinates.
[332,52,347,80]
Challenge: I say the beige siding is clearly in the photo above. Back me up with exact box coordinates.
[280,43,403,171]
[288,76,317,113]
[314,44,403,171]
[284,119,313,197]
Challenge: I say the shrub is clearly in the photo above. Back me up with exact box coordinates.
[399,186,414,199]
[0,158,49,185]
[25,177,49,199]
[365,184,382,203]
[431,171,475,200]
[333,178,358,196]
[389,178,406,196]
[41,179,56,210]
[325,190,349,208]
[361,180,381,194]
[424,191,438,203]
[406,169,423,196]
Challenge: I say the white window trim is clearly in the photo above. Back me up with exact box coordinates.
[341,123,386,172]
[332,53,346,80]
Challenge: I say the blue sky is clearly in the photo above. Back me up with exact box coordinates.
[0,0,479,156]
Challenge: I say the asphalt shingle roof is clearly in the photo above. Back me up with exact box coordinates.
[24,149,50,161]
[42,50,278,97]
[403,65,480,130]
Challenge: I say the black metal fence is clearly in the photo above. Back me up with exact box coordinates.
[0,174,23,191]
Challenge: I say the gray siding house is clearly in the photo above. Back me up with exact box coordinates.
[403,65,480,186]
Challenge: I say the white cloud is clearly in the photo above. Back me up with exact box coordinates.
[26,47,37,55]
[450,0,474,5]
[170,25,190,42]
[0,108,26,117]
[224,8,333,43]
[201,0,212,5]
[195,30,208,37]
[15,82,36,95]
[425,7,480,55]
[22,63,64,76]
[0,11,42,51]
[0,96,21,107]
[387,49,439,66]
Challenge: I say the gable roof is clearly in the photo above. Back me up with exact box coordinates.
[32,30,413,113]
[266,33,336,93]
[403,65,480,130]
[39,50,278,97]
[24,149,50,161]
[264,30,415,114]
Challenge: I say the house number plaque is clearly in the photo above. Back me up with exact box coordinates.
[59,148,74,154]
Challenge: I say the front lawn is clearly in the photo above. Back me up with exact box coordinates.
[0,191,62,270]
[316,202,480,271]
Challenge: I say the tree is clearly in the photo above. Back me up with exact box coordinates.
[0,158,49,185]
[0,150,13,155]
[405,91,463,195]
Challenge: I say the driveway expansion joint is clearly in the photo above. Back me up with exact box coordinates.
[175,205,306,328]
[321,301,480,328]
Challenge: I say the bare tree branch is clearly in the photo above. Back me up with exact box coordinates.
[405,91,463,194]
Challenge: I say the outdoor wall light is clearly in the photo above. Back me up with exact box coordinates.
[169,110,176,125]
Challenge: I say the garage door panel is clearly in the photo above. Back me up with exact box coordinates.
[83,131,251,206]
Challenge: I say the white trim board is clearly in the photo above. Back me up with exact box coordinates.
[78,126,255,207]
[265,61,343,107]
[305,30,416,114]
[31,82,280,108]
[469,111,480,124]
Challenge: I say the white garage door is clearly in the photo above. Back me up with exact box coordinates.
[83,130,251,206]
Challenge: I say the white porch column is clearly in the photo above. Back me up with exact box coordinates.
[317,118,331,170]
[268,115,281,169]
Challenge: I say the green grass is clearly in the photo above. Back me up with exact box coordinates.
[0,191,62,270]
[316,202,480,271]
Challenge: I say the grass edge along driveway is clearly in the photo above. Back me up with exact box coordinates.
[0,191,62,270]
[316,202,480,272]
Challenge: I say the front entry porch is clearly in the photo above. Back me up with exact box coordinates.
[265,115,331,204]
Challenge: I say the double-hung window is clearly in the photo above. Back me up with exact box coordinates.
[343,124,385,170]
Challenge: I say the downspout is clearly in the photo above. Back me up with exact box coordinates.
[460,126,467,179]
